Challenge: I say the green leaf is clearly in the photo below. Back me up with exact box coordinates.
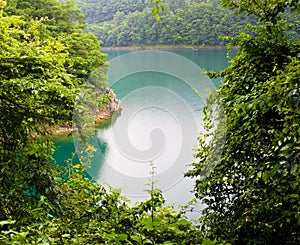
[152,7,158,16]
[160,4,165,12]
[201,238,217,245]
[0,220,16,226]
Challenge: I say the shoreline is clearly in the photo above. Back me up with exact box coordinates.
[100,44,227,51]
[53,88,121,136]
[52,113,117,136]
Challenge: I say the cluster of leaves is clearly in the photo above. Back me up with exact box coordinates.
[4,0,107,85]
[78,0,299,47]
[0,168,203,244]
[187,0,300,244]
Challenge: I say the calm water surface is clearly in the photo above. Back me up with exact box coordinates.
[54,48,230,209]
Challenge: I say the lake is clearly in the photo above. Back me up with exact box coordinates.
[53,48,230,210]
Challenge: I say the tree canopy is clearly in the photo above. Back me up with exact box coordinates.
[78,0,299,47]
[0,0,109,223]
[186,0,300,244]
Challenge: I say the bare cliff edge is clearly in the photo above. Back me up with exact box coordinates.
[53,88,121,135]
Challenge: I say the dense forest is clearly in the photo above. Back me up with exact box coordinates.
[1,0,299,244]
[78,0,299,47]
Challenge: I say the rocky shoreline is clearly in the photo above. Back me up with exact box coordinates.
[53,88,121,136]
[95,88,121,122]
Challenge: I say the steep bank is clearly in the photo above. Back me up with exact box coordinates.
[54,88,121,135]
[95,88,121,122]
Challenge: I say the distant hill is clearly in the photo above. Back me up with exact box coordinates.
[77,0,151,24]
[77,0,300,47]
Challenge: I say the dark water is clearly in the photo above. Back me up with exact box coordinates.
[54,48,230,209]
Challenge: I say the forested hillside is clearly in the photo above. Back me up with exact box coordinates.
[78,0,299,47]
[78,0,151,23]
[78,0,256,46]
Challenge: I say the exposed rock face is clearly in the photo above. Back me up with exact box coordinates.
[53,88,121,135]
[53,123,73,136]
[95,88,121,122]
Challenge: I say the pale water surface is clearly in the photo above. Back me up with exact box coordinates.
[54,49,230,211]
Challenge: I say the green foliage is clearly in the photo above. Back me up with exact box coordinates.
[81,0,255,47]
[0,1,203,244]
[0,12,77,224]
[5,0,85,33]
[78,0,299,47]
[78,0,151,24]
[187,0,300,244]
[221,0,300,23]
[4,0,299,243]
[0,169,203,244]
[1,0,105,238]
[5,0,107,84]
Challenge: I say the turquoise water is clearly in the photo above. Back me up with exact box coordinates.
[53,48,230,206]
